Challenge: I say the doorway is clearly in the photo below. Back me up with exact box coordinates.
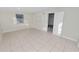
[47,13,54,32]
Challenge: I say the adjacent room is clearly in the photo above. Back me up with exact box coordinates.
[0,7,79,52]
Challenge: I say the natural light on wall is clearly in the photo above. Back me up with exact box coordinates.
[58,22,63,35]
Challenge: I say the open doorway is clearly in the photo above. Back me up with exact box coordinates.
[47,13,54,32]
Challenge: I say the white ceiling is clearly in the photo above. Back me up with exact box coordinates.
[0,7,54,13]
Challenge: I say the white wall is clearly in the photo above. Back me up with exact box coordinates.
[54,7,79,41]
[29,8,55,31]
[31,12,48,31]
[0,11,33,33]
[0,16,2,41]
[30,7,79,41]
[61,8,79,41]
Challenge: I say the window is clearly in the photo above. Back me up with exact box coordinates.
[16,14,24,24]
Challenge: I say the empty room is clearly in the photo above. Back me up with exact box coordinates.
[0,7,79,52]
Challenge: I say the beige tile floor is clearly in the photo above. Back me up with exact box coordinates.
[0,29,79,52]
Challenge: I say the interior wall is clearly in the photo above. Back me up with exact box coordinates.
[61,8,79,41]
[0,11,32,33]
[0,19,1,33]
[0,19,2,42]
[54,7,79,40]
[31,7,79,41]
[31,13,48,31]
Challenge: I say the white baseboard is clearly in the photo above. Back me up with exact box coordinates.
[2,27,30,33]
[58,35,79,48]
[53,33,77,42]
[61,35,77,42]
